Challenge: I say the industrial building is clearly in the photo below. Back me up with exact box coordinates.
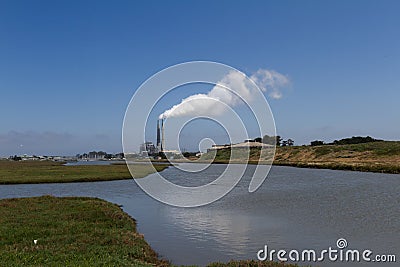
[139,119,166,157]
[139,141,157,156]
[156,118,165,152]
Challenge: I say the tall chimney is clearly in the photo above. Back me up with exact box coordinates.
[161,119,165,152]
[156,120,161,151]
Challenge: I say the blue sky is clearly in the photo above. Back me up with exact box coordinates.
[1,0,399,156]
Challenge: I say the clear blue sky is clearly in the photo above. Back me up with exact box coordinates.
[1,0,399,156]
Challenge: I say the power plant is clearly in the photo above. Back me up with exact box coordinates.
[156,118,165,153]
[140,119,180,158]
[156,119,161,152]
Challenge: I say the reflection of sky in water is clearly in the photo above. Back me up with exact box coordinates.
[1,165,399,266]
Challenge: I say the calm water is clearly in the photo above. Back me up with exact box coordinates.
[0,164,399,266]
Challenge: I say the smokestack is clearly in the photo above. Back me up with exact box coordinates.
[156,120,161,151]
[161,119,165,152]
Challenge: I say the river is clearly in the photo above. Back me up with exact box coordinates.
[0,164,399,266]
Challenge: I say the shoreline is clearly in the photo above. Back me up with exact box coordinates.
[0,158,398,186]
[0,196,301,267]
[158,159,400,175]
[272,161,400,174]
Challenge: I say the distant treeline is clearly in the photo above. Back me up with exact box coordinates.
[253,135,383,147]
[311,136,383,146]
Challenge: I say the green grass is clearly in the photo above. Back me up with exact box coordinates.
[0,161,169,184]
[313,146,332,157]
[365,141,400,156]
[307,141,400,156]
[0,196,168,266]
[0,196,303,267]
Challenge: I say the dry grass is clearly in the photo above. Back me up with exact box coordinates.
[273,141,400,173]
[201,141,400,174]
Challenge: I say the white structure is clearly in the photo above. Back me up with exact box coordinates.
[208,140,274,151]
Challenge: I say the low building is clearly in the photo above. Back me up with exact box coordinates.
[207,140,274,152]
[208,144,231,151]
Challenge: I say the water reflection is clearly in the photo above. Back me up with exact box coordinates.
[0,165,399,266]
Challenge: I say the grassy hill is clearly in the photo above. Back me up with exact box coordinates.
[274,141,400,173]
[206,141,400,174]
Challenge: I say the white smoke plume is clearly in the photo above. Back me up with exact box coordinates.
[159,69,290,119]
[250,69,290,99]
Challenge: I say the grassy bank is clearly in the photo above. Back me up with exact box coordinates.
[274,141,400,174]
[0,161,169,184]
[204,141,400,174]
[0,196,168,266]
[0,196,300,267]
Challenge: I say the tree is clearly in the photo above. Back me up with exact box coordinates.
[11,155,22,161]
[310,140,324,146]
[331,136,382,145]
[115,152,124,159]
[281,140,288,146]
[287,139,294,146]
[276,136,282,146]
[254,137,262,143]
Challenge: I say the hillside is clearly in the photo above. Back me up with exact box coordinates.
[206,141,400,174]
[273,141,400,173]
